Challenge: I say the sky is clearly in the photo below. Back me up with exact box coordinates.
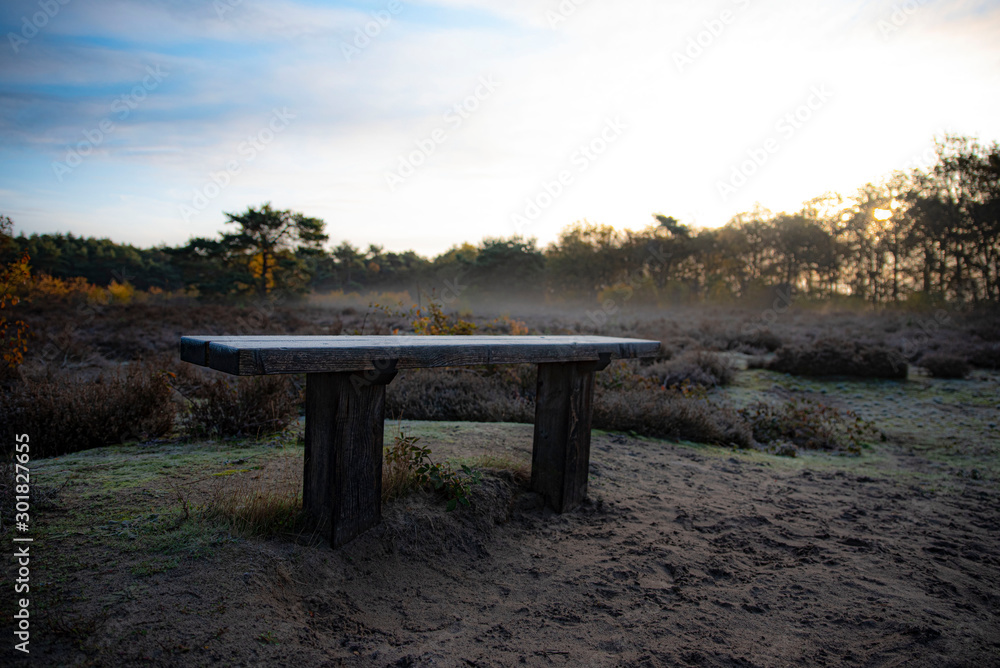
[1,0,999,257]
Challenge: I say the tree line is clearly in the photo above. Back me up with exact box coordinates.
[3,135,998,307]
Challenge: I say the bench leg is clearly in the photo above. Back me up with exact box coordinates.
[530,360,600,513]
[303,370,394,548]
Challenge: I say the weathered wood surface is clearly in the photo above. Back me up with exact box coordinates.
[181,334,661,546]
[304,371,392,548]
[181,335,660,376]
[531,360,600,513]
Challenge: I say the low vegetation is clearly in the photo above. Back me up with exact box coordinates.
[387,365,535,423]
[738,398,884,456]
[6,285,992,482]
[180,374,300,440]
[641,350,736,389]
[919,352,971,379]
[383,430,483,511]
[203,450,304,536]
[594,385,753,448]
[0,365,175,458]
[967,343,1000,369]
[203,428,491,538]
[767,338,908,379]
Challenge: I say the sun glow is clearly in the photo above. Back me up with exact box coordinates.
[873,208,893,221]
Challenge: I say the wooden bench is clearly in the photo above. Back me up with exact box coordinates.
[180,335,660,547]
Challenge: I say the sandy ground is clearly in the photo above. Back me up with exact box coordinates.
[12,413,999,667]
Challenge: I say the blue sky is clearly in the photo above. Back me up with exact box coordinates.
[1,0,999,256]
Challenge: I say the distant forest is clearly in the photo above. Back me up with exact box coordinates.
[4,135,999,307]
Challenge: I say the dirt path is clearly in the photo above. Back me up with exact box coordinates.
[13,419,1000,667]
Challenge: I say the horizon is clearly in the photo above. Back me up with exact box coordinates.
[2,0,1000,257]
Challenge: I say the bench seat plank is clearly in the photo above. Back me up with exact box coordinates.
[181,335,660,375]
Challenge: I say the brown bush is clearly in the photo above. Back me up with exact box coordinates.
[919,352,971,379]
[967,343,1000,370]
[767,338,907,379]
[387,367,535,423]
[0,365,176,458]
[593,386,753,448]
[641,351,736,389]
[965,310,1000,342]
[738,398,882,455]
[727,328,782,353]
[388,364,753,448]
[183,375,300,439]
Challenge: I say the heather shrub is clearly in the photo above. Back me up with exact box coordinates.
[768,338,907,379]
[597,359,657,391]
[738,397,882,455]
[919,352,971,379]
[183,375,299,439]
[727,328,782,353]
[641,351,736,389]
[966,311,1000,342]
[387,367,535,423]
[967,343,1000,370]
[593,386,753,448]
[0,365,176,458]
[388,363,753,448]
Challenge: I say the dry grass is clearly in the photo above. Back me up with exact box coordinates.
[13,297,991,461]
[465,453,531,484]
[202,451,305,536]
[200,436,530,538]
